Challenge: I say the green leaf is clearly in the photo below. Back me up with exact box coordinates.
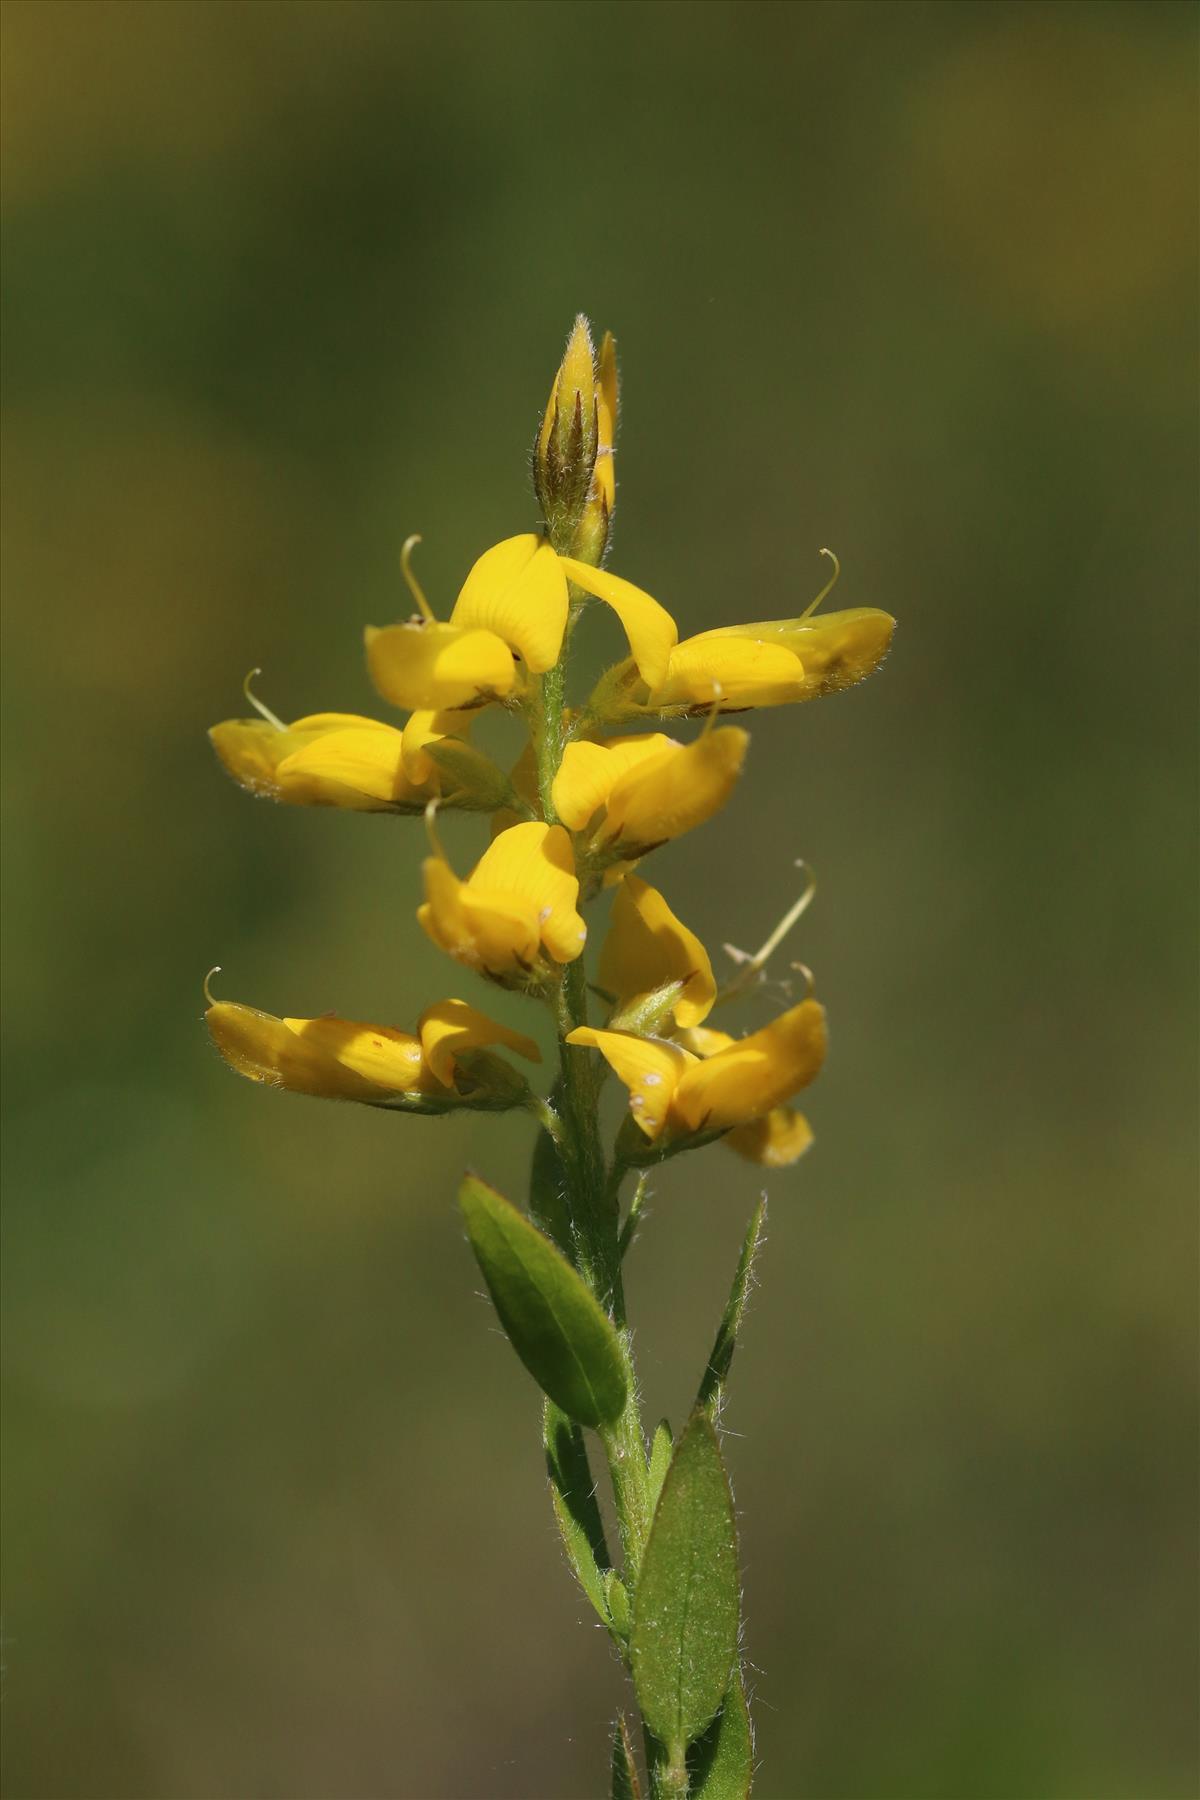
[631,1413,741,1753]
[544,1400,612,1624]
[688,1669,754,1799]
[696,1198,767,1419]
[648,1417,673,1507]
[460,1174,627,1427]
[610,1713,643,1800]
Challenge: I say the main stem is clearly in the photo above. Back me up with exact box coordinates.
[532,650,654,1571]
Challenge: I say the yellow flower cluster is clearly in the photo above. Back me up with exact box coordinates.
[206,317,894,1169]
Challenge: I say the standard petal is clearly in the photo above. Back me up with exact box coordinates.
[673,999,828,1133]
[725,1108,814,1167]
[599,874,715,1028]
[565,1026,695,1141]
[417,856,541,975]
[450,535,569,674]
[597,727,748,853]
[365,620,516,710]
[469,822,587,964]
[417,997,542,1087]
[652,636,807,710]
[558,558,678,691]
[551,733,677,831]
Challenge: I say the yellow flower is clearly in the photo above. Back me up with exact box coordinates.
[566,999,827,1146]
[206,985,544,1108]
[207,993,540,1107]
[419,820,587,980]
[569,553,894,717]
[650,609,896,714]
[209,706,503,812]
[675,1026,813,1167]
[210,712,428,812]
[598,874,715,1030]
[554,728,748,857]
[367,535,569,711]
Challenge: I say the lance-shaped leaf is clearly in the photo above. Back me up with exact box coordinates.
[460,1175,627,1427]
[610,1713,643,1800]
[696,1197,767,1419]
[648,1417,674,1508]
[688,1669,754,1799]
[631,1413,741,1753]
[544,1399,611,1626]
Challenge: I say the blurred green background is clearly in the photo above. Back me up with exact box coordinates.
[2,3,1196,1797]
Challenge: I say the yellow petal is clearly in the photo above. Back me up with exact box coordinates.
[599,874,715,1028]
[276,725,425,810]
[673,1024,736,1058]
[557,558,678,691]
[700,608,895,701]
[285,1015,429,1095]
[400,709,474,785]
[597,330,618,436]
[207,1000,425,1101]
[469,822,587,964]
[551,733,677,831]
[725,1108,814,1168]
[450,535,568,674]
[209,719,298,798]
[564,1025,695,1141]
[365,620,516,710]
[597,727,748,853]
[653,636,807,710]
[673,999,828,1133]
[417,856,541,976]
[417,997,542,1087]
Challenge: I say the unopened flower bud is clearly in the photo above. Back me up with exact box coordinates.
[534,316,618,564]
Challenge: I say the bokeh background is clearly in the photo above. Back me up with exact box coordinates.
[2,3,1196,1797]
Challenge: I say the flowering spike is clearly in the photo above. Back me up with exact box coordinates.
[202,316,896,1797]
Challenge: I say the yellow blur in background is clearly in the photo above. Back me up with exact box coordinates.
[1,4,1196,1797]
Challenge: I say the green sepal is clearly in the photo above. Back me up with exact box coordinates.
[603,1569,631,1641]
[696,1198,768,1420]
[425,738,517,812]
[459,1174,627,1427]
[630,1412,741,1753]
[648,1417,673,1508]
[614,1113,730,1170]
[688,1669,754,1799]
[544,1400,612,1626]
[451,1049,535,1111]
[610,1712,643,1800]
